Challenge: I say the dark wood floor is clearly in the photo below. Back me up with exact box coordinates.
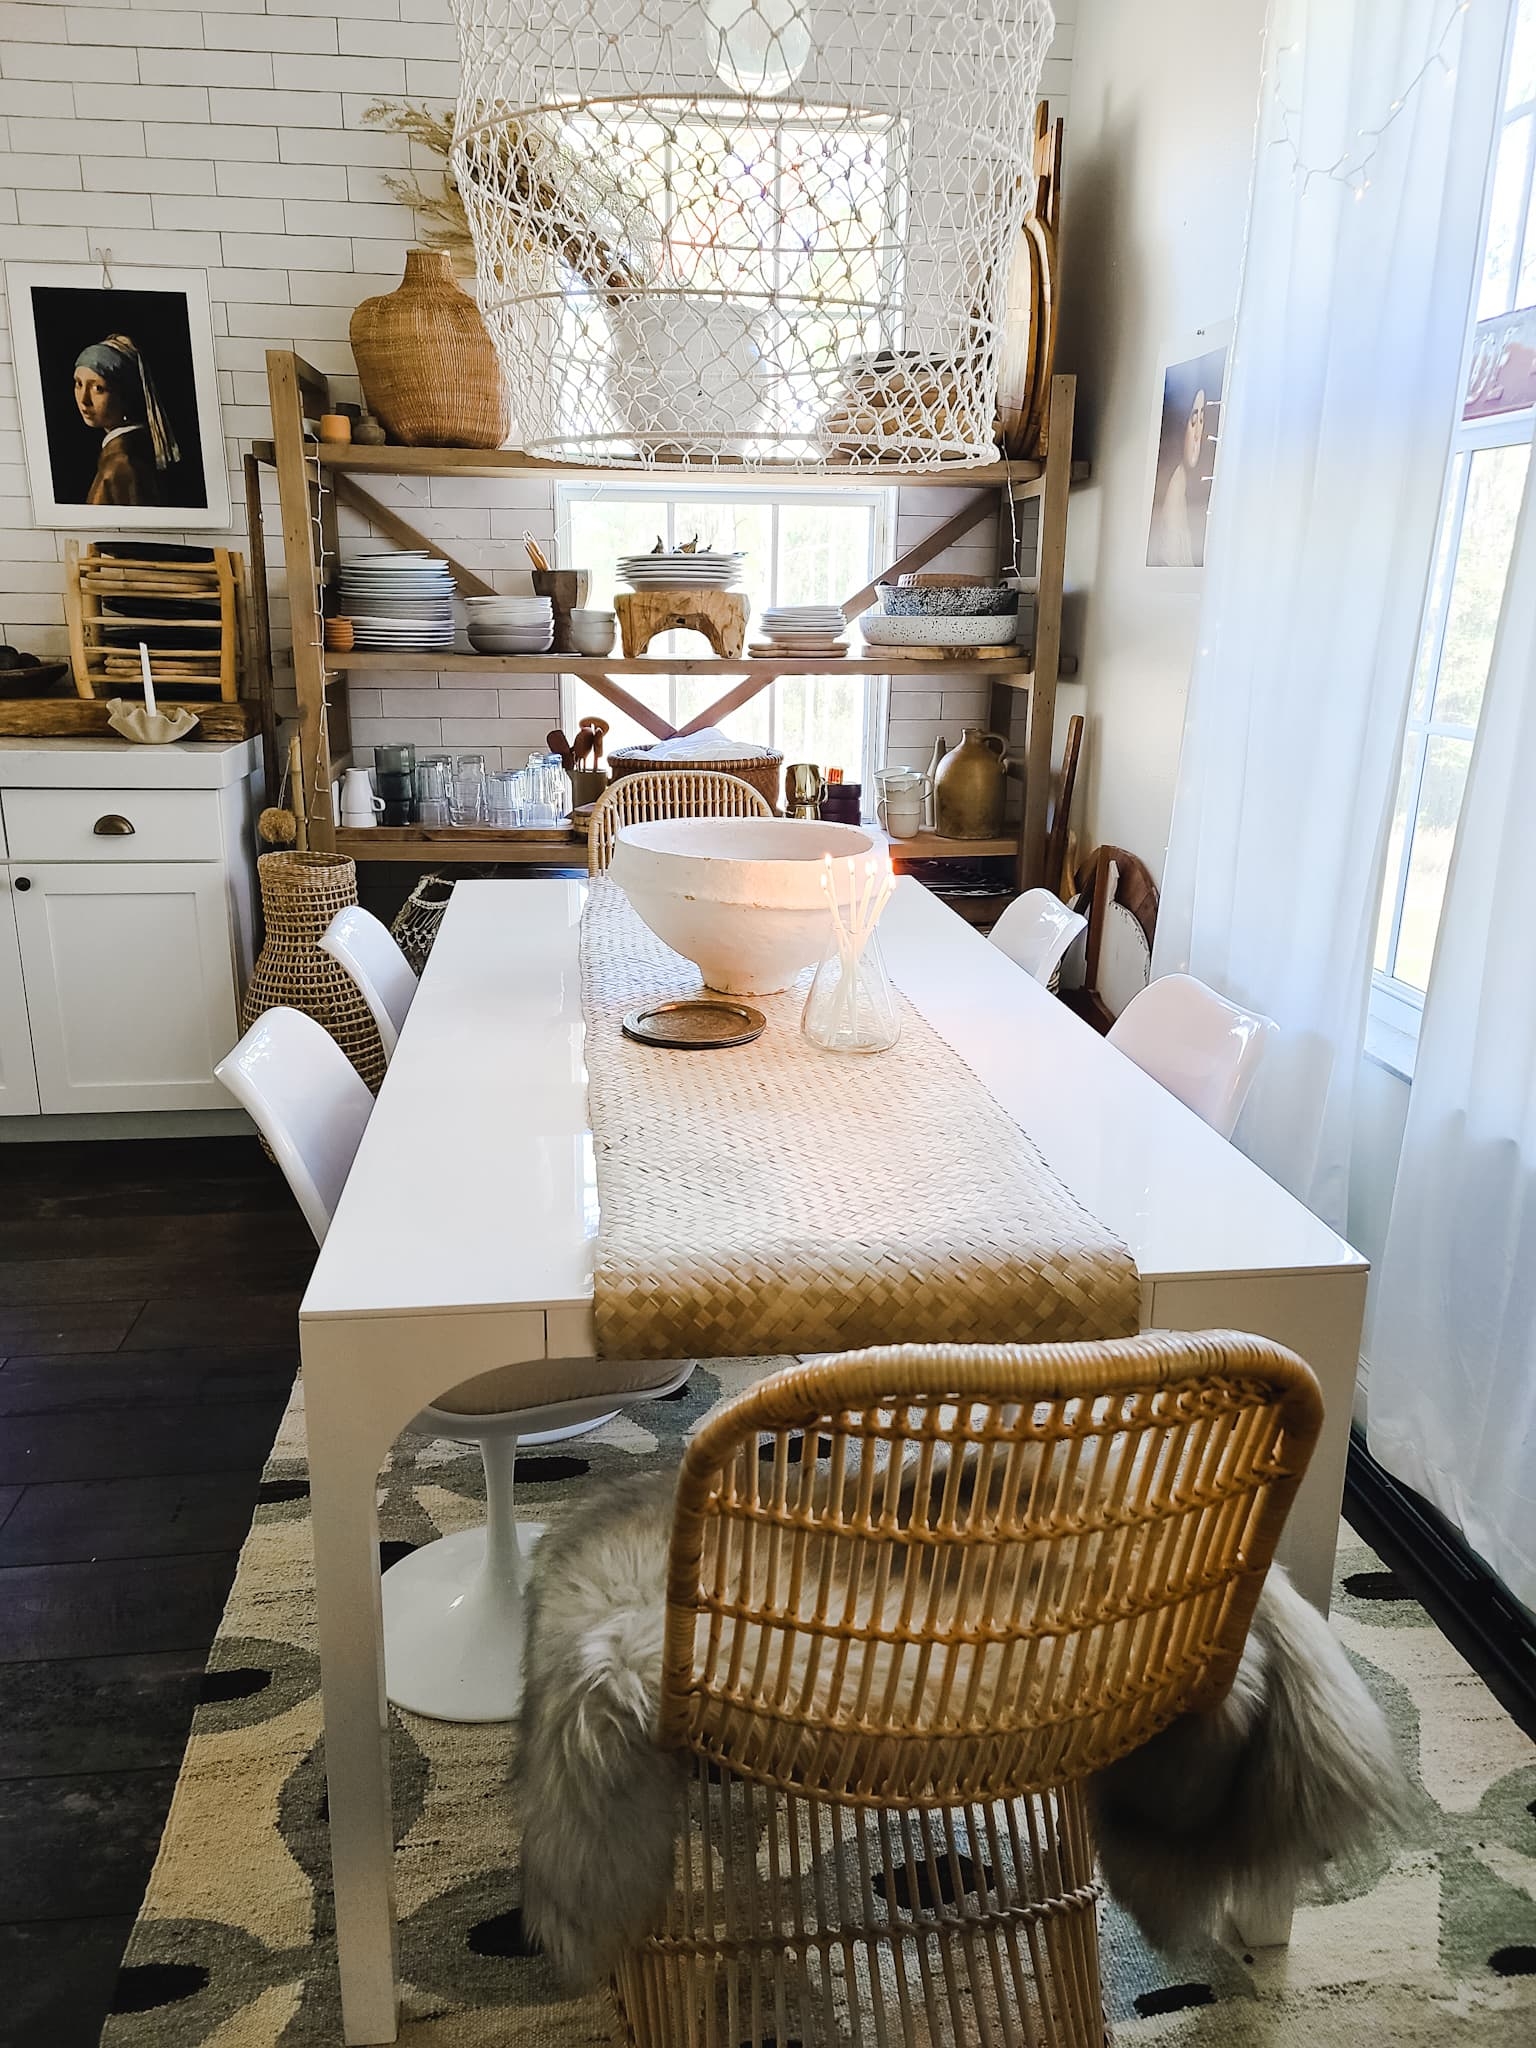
[0,1137,312,2048]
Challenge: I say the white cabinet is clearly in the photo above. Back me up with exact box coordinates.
[0,872,40,1115]
[0,739,259,1120]
[11,863,240,1113]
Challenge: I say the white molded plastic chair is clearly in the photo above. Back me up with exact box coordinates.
[216,1006,690,1723]
[319,904,417,1061]
[1107,972,1277,1140]
[989,888,1088,985]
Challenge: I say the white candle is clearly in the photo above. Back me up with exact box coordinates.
[138,641,157,719]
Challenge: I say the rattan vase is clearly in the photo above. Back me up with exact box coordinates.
[349,249,511,449]
[242,852,386,1092]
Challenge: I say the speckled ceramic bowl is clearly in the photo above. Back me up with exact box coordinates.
[877,582,1020,617]
[858,610,1020,647]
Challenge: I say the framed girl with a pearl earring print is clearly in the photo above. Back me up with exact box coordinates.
[5,264,230,530]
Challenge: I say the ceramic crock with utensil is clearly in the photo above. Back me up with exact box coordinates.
[933,727,1010,839]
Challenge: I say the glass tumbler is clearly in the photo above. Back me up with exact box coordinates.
[450,760,487,826]
[415,754,453,826]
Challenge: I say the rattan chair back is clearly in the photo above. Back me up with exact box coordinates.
[587,767,773,875]
[659,1332,1322,1807]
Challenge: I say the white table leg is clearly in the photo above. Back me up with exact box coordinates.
[1146,1267,1368,1957]
[1231,1891,1296,1949]
[304,1322,402,2045]
[302,1306,551,2045]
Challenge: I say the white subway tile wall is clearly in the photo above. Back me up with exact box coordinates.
[0,0,1073,771]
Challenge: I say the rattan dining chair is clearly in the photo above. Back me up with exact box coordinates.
[615,1331,1322,2048]
[587,767,773,874]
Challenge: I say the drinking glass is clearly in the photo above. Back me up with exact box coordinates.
[450,761,487,826]
[415,754,453,825]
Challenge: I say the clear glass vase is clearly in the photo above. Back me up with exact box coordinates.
[801,924,902,1054]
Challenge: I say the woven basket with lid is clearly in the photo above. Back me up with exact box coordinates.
[242,852,386,1092]
[609,743,782,811]
[349,249,511,450]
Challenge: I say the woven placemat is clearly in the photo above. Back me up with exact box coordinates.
[582,883,1140,1360]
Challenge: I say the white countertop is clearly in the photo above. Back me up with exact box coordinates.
[303,877,1363,1325]
[0,736,261,789]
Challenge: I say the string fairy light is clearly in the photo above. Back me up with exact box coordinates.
[1268,0,1476,200]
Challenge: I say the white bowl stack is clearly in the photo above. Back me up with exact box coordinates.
[465,596,554,655]
[617,551,745,590]
[751,604,848,658]
[337,552,456,652]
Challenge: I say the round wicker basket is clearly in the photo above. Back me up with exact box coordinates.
[242,852,386,1092]
[609,744,782,811]
[349,249,511,450]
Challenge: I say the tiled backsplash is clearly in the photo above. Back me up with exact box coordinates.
[0,0,1074,771]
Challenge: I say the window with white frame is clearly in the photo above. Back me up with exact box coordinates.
[556,483,893,789]
[1373,0,1536,1049]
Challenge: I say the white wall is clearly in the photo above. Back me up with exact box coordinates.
[1055,0,1266,876]
[0,0,1074,775]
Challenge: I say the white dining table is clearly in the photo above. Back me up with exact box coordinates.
[300,876,1368,2044]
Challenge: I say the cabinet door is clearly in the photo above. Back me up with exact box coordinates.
[0,870,40,1116]
[12,862,239,1114]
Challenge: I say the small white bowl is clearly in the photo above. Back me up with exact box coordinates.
[609,815,873,994]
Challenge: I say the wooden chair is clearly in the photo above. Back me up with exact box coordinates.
[616,1331,1322,2048]
[587,768,773,875]
[1063,845,1161,1033]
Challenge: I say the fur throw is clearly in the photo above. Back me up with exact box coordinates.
[517,1477,1410,1985]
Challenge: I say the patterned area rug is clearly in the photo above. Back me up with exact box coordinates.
[100,1363,1536,2046]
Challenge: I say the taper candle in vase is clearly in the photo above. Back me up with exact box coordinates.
[802,851,901,1054]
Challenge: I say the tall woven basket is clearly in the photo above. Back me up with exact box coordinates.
[349,248,511,449]
[242,852,386,1092]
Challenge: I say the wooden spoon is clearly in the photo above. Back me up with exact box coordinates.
[547,728,575,772]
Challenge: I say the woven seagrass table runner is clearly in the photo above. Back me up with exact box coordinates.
[581,882,1140,1360]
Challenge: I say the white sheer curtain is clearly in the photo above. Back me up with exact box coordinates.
[1153,0,1512,1230]
[1367,459,1536,1609]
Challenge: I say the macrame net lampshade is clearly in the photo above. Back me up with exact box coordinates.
[450,0,1056,467]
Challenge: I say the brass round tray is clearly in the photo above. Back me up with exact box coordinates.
[622,998,767,1050]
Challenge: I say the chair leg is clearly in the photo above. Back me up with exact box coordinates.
[380,1430,543,1724]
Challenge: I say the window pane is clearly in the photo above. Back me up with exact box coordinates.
[560,489,878,779]
[1430,443,1530,726]
[1478,113,1532,318]
[1393,737,1474,993]
[1374,741,1418,975]
[1408,451,1466,718]
[1508,0,1536,109]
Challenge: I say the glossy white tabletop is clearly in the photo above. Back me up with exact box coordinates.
[301,877,1362,1323]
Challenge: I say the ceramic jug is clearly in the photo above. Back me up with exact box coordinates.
[933,727,1009,839]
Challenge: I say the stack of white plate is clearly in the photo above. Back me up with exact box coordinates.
[749,604,848,658]
[617,551,745,590]
[465,595,554,655]
[337,552,456,651]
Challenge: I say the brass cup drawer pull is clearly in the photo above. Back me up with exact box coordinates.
[93,814,136,836]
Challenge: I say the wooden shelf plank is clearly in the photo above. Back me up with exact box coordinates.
[335,826,583,864]
[326,650,1034,679]
[251,440,1043,490]
[886,830,1019,861]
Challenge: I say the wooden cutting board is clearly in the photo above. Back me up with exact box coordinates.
[0,697,256,741]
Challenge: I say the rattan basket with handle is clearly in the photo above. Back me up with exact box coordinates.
[242,852,386,1092]
[609,742,782,810]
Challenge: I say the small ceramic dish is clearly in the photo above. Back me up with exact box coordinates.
[877,582,1020,617]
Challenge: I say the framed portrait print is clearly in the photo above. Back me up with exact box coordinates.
[1145,325,1231,578]
[5,264,231,530]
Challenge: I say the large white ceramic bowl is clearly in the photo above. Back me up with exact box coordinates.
[609,816,874,994]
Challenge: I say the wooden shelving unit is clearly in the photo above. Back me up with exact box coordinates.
[254,351,1079,891]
